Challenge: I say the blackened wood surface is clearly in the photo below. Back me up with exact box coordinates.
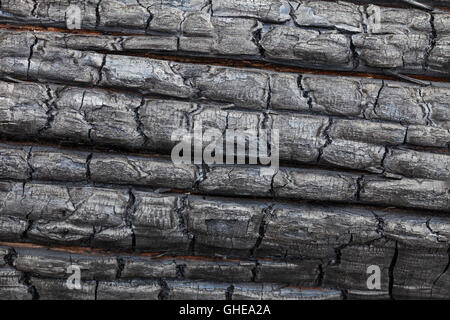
[0,0,449,300]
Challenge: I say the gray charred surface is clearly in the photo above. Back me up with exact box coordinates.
[0,0,449,300]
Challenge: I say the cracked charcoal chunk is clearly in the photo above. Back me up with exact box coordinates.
[0,267,33,300]
[0,81,50,138]
[272,168,358,202]
[292,0,364,33]
[185,65,269,109]
[1,188,450,298]
[406,125,450,148]
[198,166,273,197]
[0,144,31,180]
[392,246,450,299]
[272,113,327,163]
[29,148,88,182]
[428,36,450,74]
[435,12,450,35]
[421,86,450,130]
[184,17,262,56]
[261,26,353,67]
[329,119,406,146]
[29,43,104,85]
[257,203,381,259]
[0,47,449,135]
[300,76,382,117]
[360,178,450,212]
[269,74,309,111]
[0,216,28,241]
[100,56,195,98]
[323,240,393,296]
[365,5,431,34]
[13,248,118,281]
[0,2,449,75]
[49,87,145,148]
[367,83,433,125]
[186,196,265,256]
[0,182,132,247]
[352,33,430,70]
[89,154,196,189]
[319,139,386,173]
[384,149,450,181]
[131,192,191,252]
[1,142,449,210]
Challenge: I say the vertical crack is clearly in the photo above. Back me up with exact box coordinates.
[250,204,274,257]
[94,280,99,300]
[388,241,399,300]
[419,88,435,126]
[116,257,125,279]
[96,54,107,85]
[251,261,261,282]
[349,36,360,70]
[176,263,186,279]
[317,117,333,164]
[95,0,102,27]
[157,279,170,300]
[356,175,365,200]
[26,36,38,80]
[329,234,353,266]
[136,0,153,33]
[20,273,39,300]
[135,97,150,147]
[372,80,384,118]
[225,284,234,300]
[26,146,34,181]
[251,24,265,57]
[315,264,324,286]
[380,146,390,173]
[372,211,385,237]
[297,75,313,112]
[4,247,17,268]
[85,153,93,183]
[424,11,437,71]
[125,188,137,251]
[266,77,272,110]
[4,247,39,300]
[175,194,195,254]
[31,0,38,16]
[38,87,58,135]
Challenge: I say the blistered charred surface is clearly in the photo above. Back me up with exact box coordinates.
[0,0,449,300]
[0,144,448,211]
[0,1,449,76]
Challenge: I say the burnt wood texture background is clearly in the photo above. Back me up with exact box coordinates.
[0,0,449,300]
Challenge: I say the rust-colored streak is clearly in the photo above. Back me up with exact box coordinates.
[0,241,253,263]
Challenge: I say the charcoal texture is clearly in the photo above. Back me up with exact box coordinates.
[0,0,449,300]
